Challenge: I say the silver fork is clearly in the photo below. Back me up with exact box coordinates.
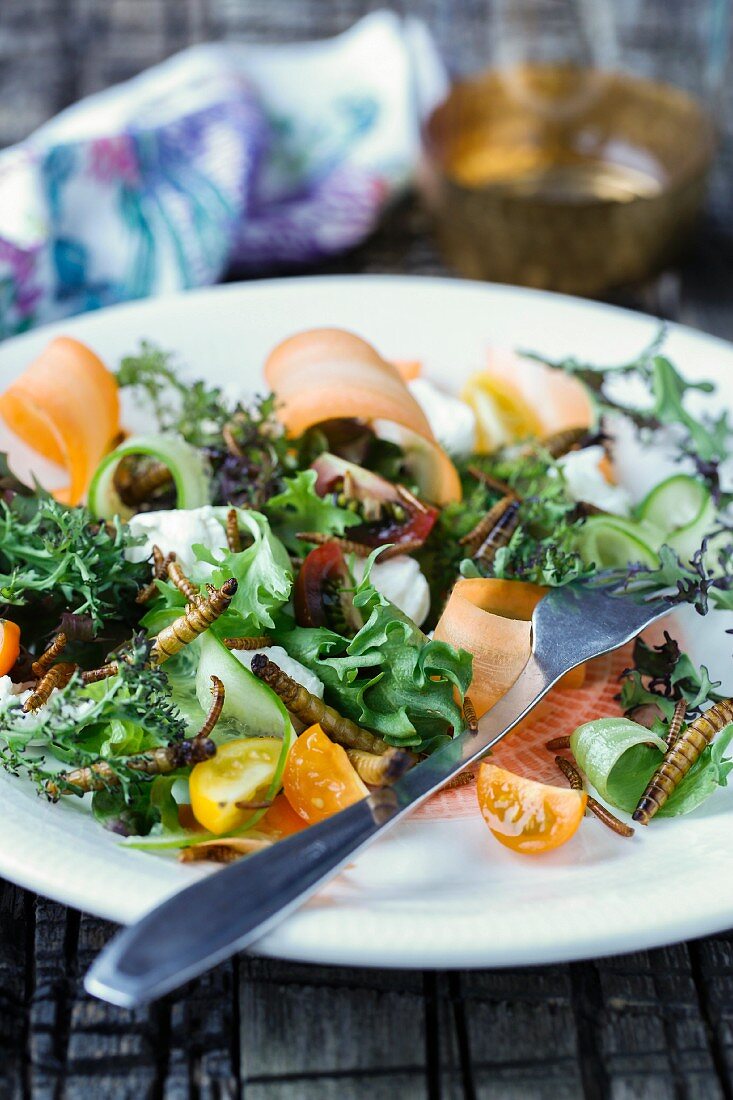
[86,583,672,1006]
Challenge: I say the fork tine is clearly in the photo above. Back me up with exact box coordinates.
[531,583,672,672]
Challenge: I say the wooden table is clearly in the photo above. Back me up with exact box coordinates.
[1,2,733,1097]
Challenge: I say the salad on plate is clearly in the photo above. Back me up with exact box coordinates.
[0,324,731,862]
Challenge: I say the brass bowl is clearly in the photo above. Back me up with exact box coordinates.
[422,65,715,296]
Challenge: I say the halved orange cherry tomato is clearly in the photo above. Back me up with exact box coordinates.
[283,723,368,825]
[259,793,309,839]
[476,762,587,855]
[0,620,20,676]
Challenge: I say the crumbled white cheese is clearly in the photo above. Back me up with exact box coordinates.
[232,645,325,699]
[0,675,20,708]
[126,506,227,578]
[557,446,632,516]
[408,378,476,459]
[0,675,44,736]
[351,556,431,627]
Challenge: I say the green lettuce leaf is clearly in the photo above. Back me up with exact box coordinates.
[570,716,733,817]
[275,555,472,750]
[264,469,360,553]
[194,509,292,635]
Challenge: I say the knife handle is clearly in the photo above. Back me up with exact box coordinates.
[85,792,397,1006]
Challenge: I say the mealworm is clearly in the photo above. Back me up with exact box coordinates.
[296,532,427,561]
[467,465,517,499]
[297,531,372,557]
[574,501,608,518]
[31,632,67,679]
[395,484,429,514]
[541,426,589,458]
[474,499,521,566]
[250,655,390,754]
[23,662,76,712]
[46,737,217,799]
[463,696,479,734]
[135,545,173,604]
[459,495,517,554]
[444,769,476,790]
[226,508,242,553]
[196,675,225,740]
[81,662,120,685]
[377,538,427,560]
[555,756,634,836]
[167,559,200,602]
[123,461,173,503]
[224,635,273,650]
[633,697,733,825]
[150,579,237,663]
[222,422,243,457]
[555,754,584,791]
[587,796,635,838]
[545,735,571,751]
[346,747,415,786]
[666,698,688,749]
[179,838,272,864]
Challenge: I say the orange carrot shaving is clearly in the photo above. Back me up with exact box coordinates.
[434,578,585,718]
[392,359,422,382]
[264,328,434,441]
[264,328,461,505]
[0,336,121,505]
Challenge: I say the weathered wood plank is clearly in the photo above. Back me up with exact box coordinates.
[28,899,78,1098]
[688,934,733,1095]
[164,958,239,1100]
[238,957,428,1085]
[458,963,585,1099]
[244,1075,428,1100]
[591,945,724,1100]
[0,884,30,1100]
[59,913,161,1099]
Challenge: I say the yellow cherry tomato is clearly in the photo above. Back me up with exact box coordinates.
[461,373,544,452]
[189,737,283,835]
[476,762,587,855]
[283,724,368,825]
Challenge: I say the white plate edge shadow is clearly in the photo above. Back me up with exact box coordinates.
[0,273,731,969]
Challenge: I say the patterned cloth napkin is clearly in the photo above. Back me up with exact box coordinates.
[0,11,446,337]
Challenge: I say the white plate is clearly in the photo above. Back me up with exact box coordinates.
[0,275,731,969]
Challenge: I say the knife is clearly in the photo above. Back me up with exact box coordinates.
[85,584,670,1005]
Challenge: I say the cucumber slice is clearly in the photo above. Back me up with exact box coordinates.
[577,515,661,569]
[636,474,716,562]
[88,434,211,521]
[636,474,710,532]
[195,633,294,740]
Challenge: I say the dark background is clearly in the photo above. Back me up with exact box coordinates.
[1,2,733,1098]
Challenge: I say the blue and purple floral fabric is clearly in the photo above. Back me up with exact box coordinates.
[0,12,446,337]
